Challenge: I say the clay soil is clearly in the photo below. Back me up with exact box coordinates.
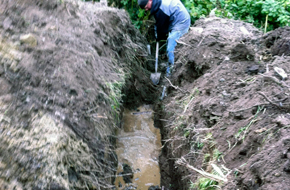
[1,0,290,190]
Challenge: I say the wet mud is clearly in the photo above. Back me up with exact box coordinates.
[115,106,162,189]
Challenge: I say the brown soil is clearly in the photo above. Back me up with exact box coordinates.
[0,0,154,189]
[156,18,290,190]
[1,0,290,190]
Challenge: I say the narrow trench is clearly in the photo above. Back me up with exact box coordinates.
[114,105,162,190]
[112,104,185,190]
[112,43,185,189]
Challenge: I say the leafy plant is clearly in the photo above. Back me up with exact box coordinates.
[128,0,289,33]
[191,177,218,190]
[118,0,152,32]
[218,0,290,32]
[196,141,204,149]
[182,0,217,22]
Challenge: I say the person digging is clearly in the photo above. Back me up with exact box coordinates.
[138,0,190,77]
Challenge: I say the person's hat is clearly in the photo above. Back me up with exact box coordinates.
[138,0,148,9]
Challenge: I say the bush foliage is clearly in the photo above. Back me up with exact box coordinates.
[109,0,290,33]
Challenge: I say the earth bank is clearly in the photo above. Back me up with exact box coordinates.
[1,0,290,190]
[0,0,156,189]
[156,17,290,189]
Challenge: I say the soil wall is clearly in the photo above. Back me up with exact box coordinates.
[0,0,155,189]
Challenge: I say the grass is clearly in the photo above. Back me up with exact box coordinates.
[196,141,204,149]
[261,124,290,143]
[239,77,256,83]
[235,105,264,141]
[183,87,199,113]
[173,116,187,131]
[189,162,231,190]
[205,133,216,148]
[213,149,222,162]
[104,66,126,116]
[191,177,218,190]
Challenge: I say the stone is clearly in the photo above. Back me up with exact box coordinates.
[283,159,290,172]
[247,65,259,74]
[273,115,290,128]
[3,17,12,30]
[20,33,37,47]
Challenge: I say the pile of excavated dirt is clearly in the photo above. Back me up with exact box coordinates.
[0,0,156,189]
[156,17,290,189]
[2,0,290,190]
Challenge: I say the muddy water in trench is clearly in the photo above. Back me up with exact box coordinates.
[114,105,162,190]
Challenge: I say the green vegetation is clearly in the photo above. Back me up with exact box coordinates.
[213,149,222,162]
[106,80,124,114]
[108,0,290,33]
[196,140,204,149]
[104,68,126,121]
[119,0,152,33]
[220,0,290,32]
[235,106,263,141]
[190,177,218,190]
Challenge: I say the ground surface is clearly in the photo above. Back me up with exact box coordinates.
[156,17,290,190]
[1,0,290,190]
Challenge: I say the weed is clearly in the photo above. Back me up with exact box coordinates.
[184,130,190,138]
[196,141,204,149]
[261,124,290,143]
[191,177,218,190]
[213,149,222,162]
[235,106,263,141]
[106,81,123,111]
[203,153,211,163]
[234,170,239,177]
[104,70,126,122]
[239,163,247,168]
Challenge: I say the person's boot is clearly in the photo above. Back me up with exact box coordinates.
[166,63,174,77]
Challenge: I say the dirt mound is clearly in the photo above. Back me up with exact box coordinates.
[0,0,155,189]
[156,16,290,189]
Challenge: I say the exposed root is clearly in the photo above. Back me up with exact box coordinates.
[228,103,269,113]
[259,73,290,88]
[165,77,188,93]
[177,157,228,183]
[258,91,290,110]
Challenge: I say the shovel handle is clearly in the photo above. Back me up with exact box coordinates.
[155,42,159,73]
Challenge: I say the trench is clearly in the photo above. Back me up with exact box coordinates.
[114,105,162,189]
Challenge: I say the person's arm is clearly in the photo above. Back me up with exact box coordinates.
[154,10,170,41]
